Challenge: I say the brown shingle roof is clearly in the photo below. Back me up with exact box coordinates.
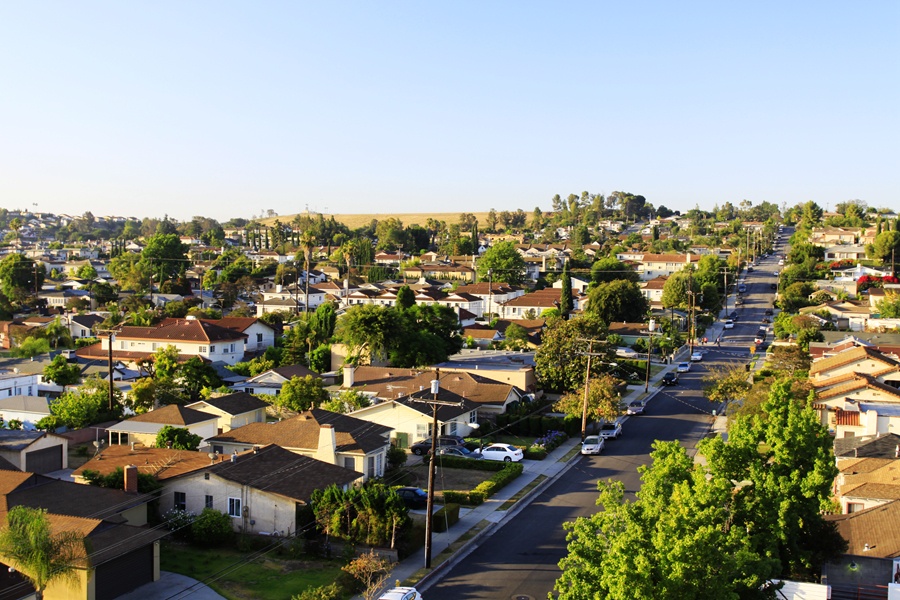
[71,445,213,481]
[117,319,247,343]
[190,392,269,416]
[816,373,900,402]
[207,409,391,454]
[125,404,217,426]
[209,444,360,502]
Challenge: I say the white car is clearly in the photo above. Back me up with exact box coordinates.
[677,362,691,373]
[481,443,524,462]
[379,588,423,600]
[615,347,639,359]
[723,319,734,329]
[599,421,622,440]
[690,351,703,362]
[581,435,605,455]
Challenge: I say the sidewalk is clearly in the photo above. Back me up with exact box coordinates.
[376,360,682,596]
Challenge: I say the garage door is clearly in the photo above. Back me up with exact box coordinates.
[95,544,154,600]
[24,445,62,474]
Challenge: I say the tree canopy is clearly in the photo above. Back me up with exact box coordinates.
[535,315,608,392]
[476,241,527,285]
[585,279,649,324]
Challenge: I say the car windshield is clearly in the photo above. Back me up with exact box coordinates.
[601,423,617,430]
[583,436,600,444]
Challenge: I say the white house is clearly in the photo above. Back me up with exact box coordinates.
[106,404,219,448]
[0,371,39,398]
[186,392,268,434]
[0,396,52,430]
[0,430,68,474]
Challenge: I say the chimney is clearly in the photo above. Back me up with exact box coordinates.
[124,465,138,493]
[316,424,337,464]
[343,365,356,388]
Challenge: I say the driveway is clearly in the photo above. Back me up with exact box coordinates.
[116,571,226,600]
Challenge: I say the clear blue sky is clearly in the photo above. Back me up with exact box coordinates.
[1,1,897,222]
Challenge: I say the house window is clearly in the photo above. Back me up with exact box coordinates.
[205,495,214,509]
[343,457,355,470]
[152,343,158,351]
[120,341,126,349]
[416,423,429,440]
[449,421,458,435]
[847,502,864,513]
[228,497,242,518]
[174,492,186,511]
[210,345,216,353]
[469,411,477,424]
[230,343,235,352]
[367,456,375,478]
[256,333,263,343]
[199,346,208,353]
[376,453,383,476]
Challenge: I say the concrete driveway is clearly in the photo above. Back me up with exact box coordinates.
[116,571,226,600]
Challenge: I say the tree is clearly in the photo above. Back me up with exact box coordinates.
[50,378,116,429]
[503,323,529,350]
[0,254,44,304]
[321,389,371,414]
[155,425,201,450]
[701,365,752,410]
[559,261,573,317]
[141,233,189,281]
[876,291,900,318]
[11,336,50,359]
[127,377,157,414]
[277,375,328,413]
[342,549,394,600]
[768,346,812,373]
[178,357,222,402]
[660,270,695,310]
[74,264,98,280]
[553,375,622,423]
[477,241,527,285]
[42,355,80,386]
[0,506,86,600]
[535,315,607,392]
[585,280,649,324]
[590,258,639,285]
[335,304,401,365]
[395,285,415,310]
[870,230,900,264]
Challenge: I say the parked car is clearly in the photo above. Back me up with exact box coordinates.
[690,351,703,362]
[662,372,679,385]
[723,319,734,329]
[677,362,691,373]
[379,587,423,600]
[481,443,524,462]
[735,297,745,305]
[770,283,778,290]
[581,435,605,455]
[764,308,774,315]
[615,347,640,359]
[746,266,753,272]
[599,421,622,440]
[395,487,428,510]
[436,446,482,460]
[778,259,784,266]
[761,317,770,323]
[627,401,645,415]
[410,436,465,456]
[729,311,738,320]
[755,330,767,344]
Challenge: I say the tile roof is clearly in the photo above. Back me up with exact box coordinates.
[124,404,217,426]
[208,444,361,502]
[810,346,900,375]
[207,408,392,454]
[117,319,247,343]
[836,410,860,426]
[815,373,900,402]
[827,501,900,559]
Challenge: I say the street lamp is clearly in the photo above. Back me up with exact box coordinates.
[644,318,656,393]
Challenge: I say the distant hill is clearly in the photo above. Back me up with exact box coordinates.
[259,212,495,230]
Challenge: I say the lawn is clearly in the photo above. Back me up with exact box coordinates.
[160,540,346,600]
[405,463,495,500]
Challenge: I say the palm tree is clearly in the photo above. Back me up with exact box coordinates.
[299,231,316,315]
[0,506,86,600]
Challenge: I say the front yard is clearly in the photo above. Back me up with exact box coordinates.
[405,462,494,501]
[160,540,346,600]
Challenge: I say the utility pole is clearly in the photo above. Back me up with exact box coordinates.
[581,339,593,441]
[96,329,117,411]
[408,370,462,569]
[643,319,656,393]
[688,268,695,355]
[720,267,729,317]
[487,269,493,321]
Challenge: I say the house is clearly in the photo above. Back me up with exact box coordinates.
[552,275,591,294]
[199,317,275,355]
[810,227,858,245]
[0,396,52,430]
[809,346,900,383]
[461,326,503,349]
[822,500,900,594]
[186,392,269,434]
[454,282,525,318]
[67,313,103,339]
[834,456,900,513]
[0,430,68,474]
[76,318,248,366]
[639,276,668,304]
[497,288,583,319]
[0,469,167,600]
[106,404,219,447]
[159,444,361,536]
[0,370,39,398]
[435,351,538,393]
[633,253,700,281]
[205,409,392,481]
[350,394,479,449]
[800,300,872,331]
[823,245,868,261]
[232,364,320,396]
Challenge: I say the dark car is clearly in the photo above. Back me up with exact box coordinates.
[435,446,482,460]
[764,308,774,315]
[729,311,738,319]
[661,372,679,386]
[410,436,465,456]
[395,487,428,509]
[770,283,778,290]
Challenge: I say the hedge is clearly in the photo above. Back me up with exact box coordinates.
[439,463,524,505]
[428,455,507,471]
[432,503,460,532]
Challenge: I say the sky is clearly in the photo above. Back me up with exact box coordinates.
[0,2,897,222]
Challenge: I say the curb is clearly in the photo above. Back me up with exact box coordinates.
[416,443,582,593]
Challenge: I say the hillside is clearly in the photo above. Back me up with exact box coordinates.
[258,212,495,230]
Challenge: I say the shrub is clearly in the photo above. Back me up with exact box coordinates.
[191,508,234,547]
[472,463,523,499]
[433,503,460,533]
[524,447,548,460]
[292,582,343,600]
[163,508,196,541]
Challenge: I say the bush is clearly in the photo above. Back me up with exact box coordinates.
[442,491,470,504]
[191,508,234,547]
[292,582,343,600]
[163,508,196,541]
[472,463,524,500]
[524,447,548,460]
[433,503,460,533]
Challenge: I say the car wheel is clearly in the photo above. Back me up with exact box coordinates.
[504,456,512,462]
[412,448,424,456]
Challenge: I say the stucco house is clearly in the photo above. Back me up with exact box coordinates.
[0,396,52,430]
[205,409,392,482]
[0,430,68,474]
[106,404,219,447]
[186,392,268,434]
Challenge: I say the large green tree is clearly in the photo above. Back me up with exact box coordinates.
[590,258,639,285]
[277,375,329,412]
[586,280,649,324]
[535,315,608,392]
[0,254,44,304]
[553,374,622,423]
[0,506,86,600]
[42,355,81,386]
[476,241,527,286]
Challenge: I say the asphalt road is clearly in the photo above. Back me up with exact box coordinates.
[427,234,788,600]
